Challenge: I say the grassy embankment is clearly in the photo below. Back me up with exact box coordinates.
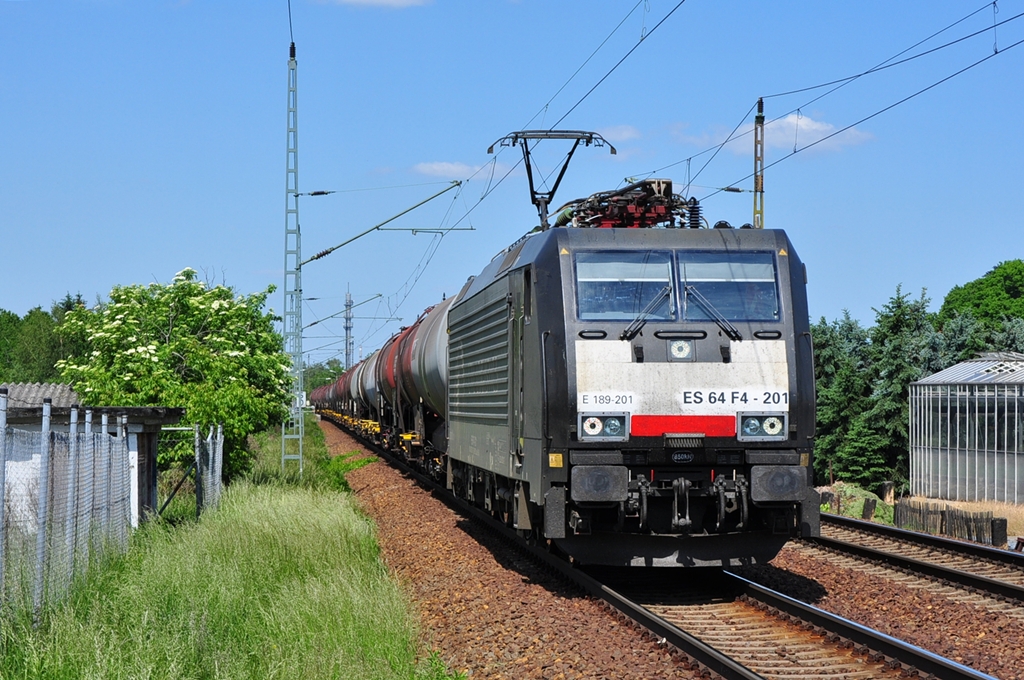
[0,415,458,679]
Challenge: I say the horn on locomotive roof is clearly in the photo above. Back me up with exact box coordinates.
[488,130,616,230]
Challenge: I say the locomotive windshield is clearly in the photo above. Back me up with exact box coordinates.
[679,252,779,322]
[575,251,675,321]
[574,250,779,322]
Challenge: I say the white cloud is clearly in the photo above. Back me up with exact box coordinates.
[671,114,870,157]
[413,162,478,178]
[597,125,641,143]
[764,113,872,153]
[327,0,429,6]
[412,161,512,180]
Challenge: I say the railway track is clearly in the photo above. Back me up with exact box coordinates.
[590,566,996,679]
[339,423,994,680]
[808,514,1024,610]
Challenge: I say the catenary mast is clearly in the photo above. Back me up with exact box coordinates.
[753,97,765,229]
[281,41,304,474]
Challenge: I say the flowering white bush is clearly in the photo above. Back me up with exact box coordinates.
[58,268,290,478]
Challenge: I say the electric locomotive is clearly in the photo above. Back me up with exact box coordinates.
[316,178,819,568]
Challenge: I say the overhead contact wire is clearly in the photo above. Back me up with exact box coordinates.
[641,2,1019,185]
[701,34,1024,202]
[552,0,688,128]
[521,0,646,131]
[446,1,689,231]
[765,2,1004,99]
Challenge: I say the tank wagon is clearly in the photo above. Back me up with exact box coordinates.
[314,179,819,567]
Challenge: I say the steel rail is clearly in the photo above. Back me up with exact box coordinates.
[724,571,997,680]
[823,512,1024,568]
[811,534,1024,602]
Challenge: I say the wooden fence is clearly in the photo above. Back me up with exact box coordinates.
[895,499,1007,547]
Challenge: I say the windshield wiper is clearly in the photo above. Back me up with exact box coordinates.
[620,285,671,341]
[685,285,742,341]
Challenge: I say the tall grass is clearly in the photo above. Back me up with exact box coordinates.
[0,415,455,679]
[247,414,375,492]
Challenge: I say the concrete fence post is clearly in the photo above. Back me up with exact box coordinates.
[34,398,53,615]
[215,424,224,508]
[117,416,128,549]
[63,406,79,592]
[100,413,110,543]
[80,409,93,573]
[194,424,203,518]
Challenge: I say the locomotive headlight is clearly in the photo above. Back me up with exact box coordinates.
[668,339,694,361]
[583,416,604,436]
[737,413,788,441]
[762,417,783,436]
[578,412,630,442]
[742,417,762,437]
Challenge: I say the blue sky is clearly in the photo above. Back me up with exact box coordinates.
[2,1,1022,366]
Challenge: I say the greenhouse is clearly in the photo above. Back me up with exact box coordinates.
[909,353,1024,503]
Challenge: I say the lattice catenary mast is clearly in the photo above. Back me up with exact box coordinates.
[281,41,304,474]
[753,97,765,229]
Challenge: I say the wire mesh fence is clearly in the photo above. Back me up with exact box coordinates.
[0,398,130,616]
[157,425,224,519]
[196,424,224,514]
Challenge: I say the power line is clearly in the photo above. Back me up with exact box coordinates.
[700,33,1024,202]
[441,2,691,232]
[552,0,688,129]
[299,181,451,194]
[358,189,464,346]
[685,101,758,194]
[520,0,646,131]
[286,0,294,44]
[764,2,1007,99]
[638,2,1019,188]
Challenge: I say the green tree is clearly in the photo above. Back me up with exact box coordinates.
[0,294,89,384]
[938,260,1024,329]
[852,286,934,492]
[0,309,21,382]
[992,317,1024,353]
[57,268,289,479]
[304,358,345,392]
[811,312,871,484]
[936,311,987,367]
[8,307,62,383]
[831,415,890,490]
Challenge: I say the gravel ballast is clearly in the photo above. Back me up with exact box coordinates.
[323,420,1023,679]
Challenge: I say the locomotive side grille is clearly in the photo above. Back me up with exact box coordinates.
[449,293,509,422]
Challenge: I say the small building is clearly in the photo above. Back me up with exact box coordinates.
[0,382,183,525]
[909,354,1024,503]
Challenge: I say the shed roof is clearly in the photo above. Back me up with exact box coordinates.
[914,353,1024,385]
[0,383,184,428]
[0,382,80,408]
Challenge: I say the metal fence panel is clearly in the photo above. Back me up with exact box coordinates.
[0,397,132,615]
[195,424,224,516]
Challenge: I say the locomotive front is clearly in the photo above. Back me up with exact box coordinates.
[540,189,819,566]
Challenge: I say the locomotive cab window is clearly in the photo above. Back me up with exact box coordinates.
[678,251,779,322]
[575,251,675,321]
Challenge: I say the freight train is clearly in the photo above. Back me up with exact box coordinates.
[311,179,819,567]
